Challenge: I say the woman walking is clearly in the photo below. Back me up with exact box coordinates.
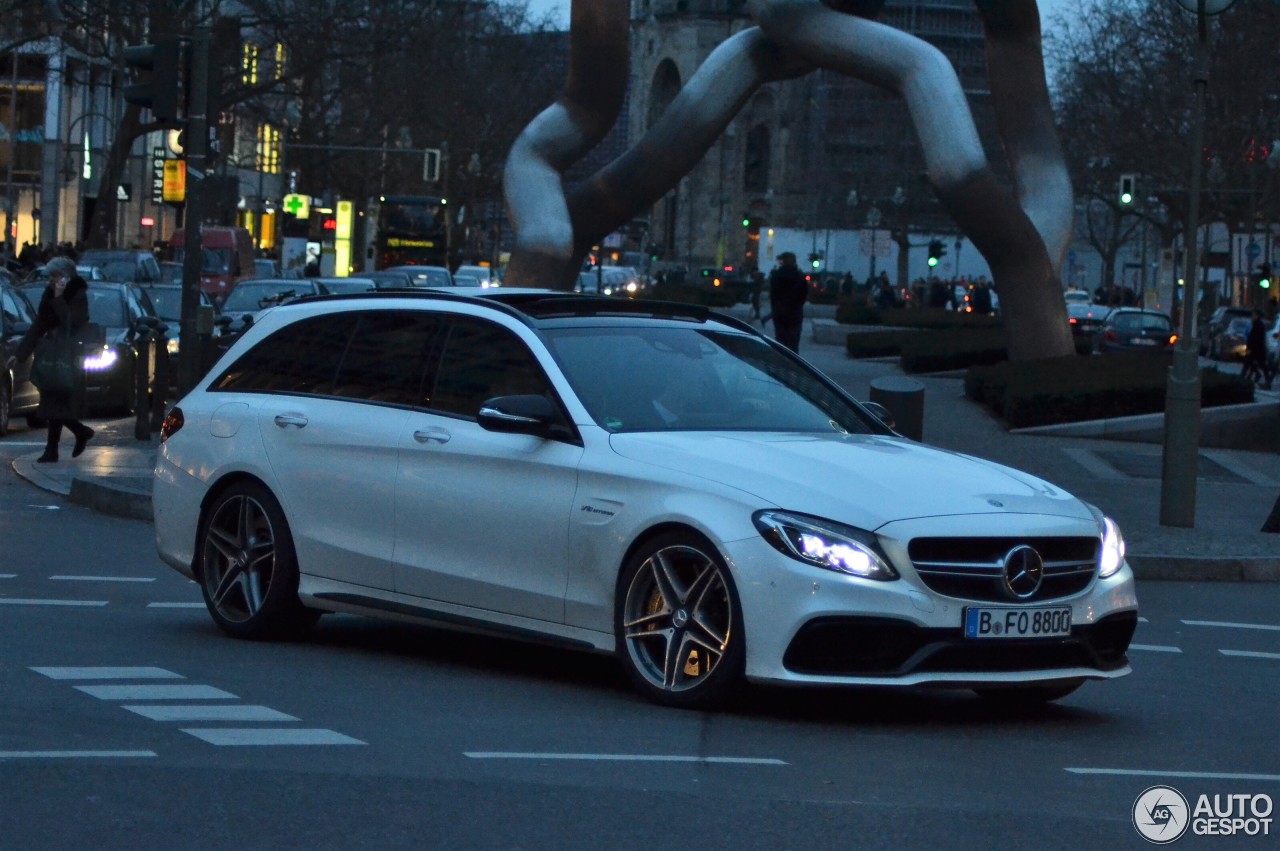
[7,256,94,462]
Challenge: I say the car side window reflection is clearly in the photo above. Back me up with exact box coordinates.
[429,317,552,419]
[212,313,358,394]
[330,311,447,406]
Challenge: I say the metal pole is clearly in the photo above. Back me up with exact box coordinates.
[7,48,19,256]
[1159,2,1209,528]
[178,24,209,396]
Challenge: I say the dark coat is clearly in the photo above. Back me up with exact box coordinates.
[769,263,808,323]
[17,276,90,419]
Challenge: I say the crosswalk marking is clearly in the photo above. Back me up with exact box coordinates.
[182,728,365,746]
[464,752,788,765]
[0,751,157,760]
[146,602,205,609]
[124,704,299,722]
[1183,619,1280,632]
[0,574,15,579]
[1129,644,1182,653]
[75,684,236,701]
[1219,649,1280,660]
[32,667,182,680]
[49,575,155,583]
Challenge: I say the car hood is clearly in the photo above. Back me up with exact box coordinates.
[608,432,1093,529]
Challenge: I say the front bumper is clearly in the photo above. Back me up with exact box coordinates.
[724,513,1138,688]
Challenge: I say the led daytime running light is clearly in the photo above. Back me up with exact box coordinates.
[1099,516,1126,577]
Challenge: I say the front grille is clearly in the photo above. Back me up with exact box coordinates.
[907,536,1099,602]
[783,611,1137,677]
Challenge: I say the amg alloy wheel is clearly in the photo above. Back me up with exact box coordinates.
[616,532,744,709]
[197,481,317,640]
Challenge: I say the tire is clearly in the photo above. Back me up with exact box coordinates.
[615,531,745,709]
[973,678,1084,707]
[0,382,9,437]
[196,481,318,640]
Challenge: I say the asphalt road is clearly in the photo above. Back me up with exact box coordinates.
[1,437,1278,850]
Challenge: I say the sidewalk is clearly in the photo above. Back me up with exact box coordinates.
[10,305,1279,581]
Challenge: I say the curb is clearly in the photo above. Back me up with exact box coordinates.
[1127,554,1280,582]
[68,477,153,522]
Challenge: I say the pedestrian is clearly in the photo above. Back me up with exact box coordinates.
[768,251,808,353]
[6,256,94,463]
[1243,309,1269,386]
[749,270,764,320]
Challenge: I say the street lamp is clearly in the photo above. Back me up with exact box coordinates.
[1160,0,1235,528]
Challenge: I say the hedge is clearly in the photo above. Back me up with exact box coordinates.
[835,303,1002,329]
[965,352,1255,429]
[846,326,1008,371]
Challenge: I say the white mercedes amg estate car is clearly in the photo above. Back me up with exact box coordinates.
[153,289,1138,709]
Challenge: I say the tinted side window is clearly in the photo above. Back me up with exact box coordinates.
[212,312,358,394]
[429,317,550,418]
[330,311,447,406]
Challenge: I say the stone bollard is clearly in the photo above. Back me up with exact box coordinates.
[133,324,154,441]
[151,322,170,433]
[869,376,925,441]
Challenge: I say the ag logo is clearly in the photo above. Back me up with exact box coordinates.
[1134,785,1190,843]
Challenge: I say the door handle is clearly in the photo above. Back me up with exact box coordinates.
[273,414,309,429]
[413,427,450,445]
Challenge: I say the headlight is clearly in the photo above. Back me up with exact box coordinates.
[83,346,119,371]
[753,510,898,580]
[167,337,180,356]
[1099,516,1126,578]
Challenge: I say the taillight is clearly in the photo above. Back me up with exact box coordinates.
[1069,318,1078,325]
[1169,334,1178,345]
[160,406,184,443]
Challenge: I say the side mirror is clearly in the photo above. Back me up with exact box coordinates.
[862,401,896,430]
[477,394,560,438]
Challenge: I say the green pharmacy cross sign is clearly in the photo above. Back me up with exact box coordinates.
[283,193,310,219]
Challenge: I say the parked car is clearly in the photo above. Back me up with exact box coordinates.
[153,289,1137,710]
[384,265,454,287]
[1093,308,1176,354]
[77,249,163,284]
[254,258,281,279]
[137,284,219,356]
[313,277,377,295]
[158,261,183,282]
[1,281,40,433]
[1067,302,1109,340]
[1212,317,1252,362]
[455,264,497,287]
[1063,289,1092,306]
[1202,306,1252,357]
[217,278,328,336]
[362,270,414,289]
[26,263,104,283]
[170,226,256,306]
[18,280,159,414]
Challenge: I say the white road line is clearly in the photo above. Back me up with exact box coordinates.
[1200,450,1280,486]
[1183,619,1280,632]
[49,575,155,583]
[1129,644,1182,653]
[75,684,236,701]
[1062,448,1128,480]
[146,602,205,609]
[464,752,789,765]
[1138,617,1149,623]
[0,599,108,607]
[0,751,157,760]
[32,667,182,680]
[124,704,299,722]
[1067,768,1280,782]
[182,728,365,746]
[0,574,15,579]
[1219,649,1280,660]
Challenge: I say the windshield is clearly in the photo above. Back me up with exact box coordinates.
[85,288,126,327]
[544,326,875,434]
[399,267,452,286]
[144,288,184,320]
[173,247,232,274]
[223,283,304,312]
[1113,312,1172,333]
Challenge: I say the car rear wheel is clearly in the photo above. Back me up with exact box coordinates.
[197,481,318,640]
[616,532,744,709]
[973,678,1084,707]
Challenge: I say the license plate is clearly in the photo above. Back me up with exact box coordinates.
[1131,337,1156,346]
[964,607,1072,639]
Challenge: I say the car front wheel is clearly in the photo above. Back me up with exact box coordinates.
[616,532,745,709]
[196,481,318,640]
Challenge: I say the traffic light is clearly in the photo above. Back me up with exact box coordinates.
[1118,173,1135,206]
[742,214,751,228]
[808,252,821,270]
[123,36,184,125]
[1258,263,1272,289]
[927,240,945,268]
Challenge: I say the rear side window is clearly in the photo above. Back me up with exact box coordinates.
[429,317,551,418]
[212,313,358,394]
[329,311,448,406]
